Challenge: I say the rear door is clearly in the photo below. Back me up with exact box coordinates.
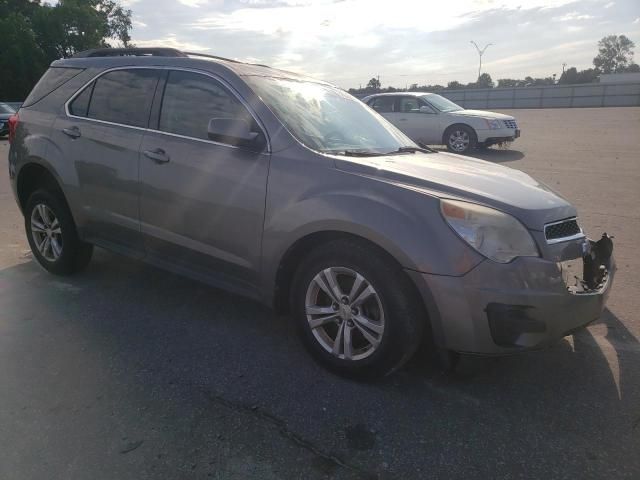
[53,68,160,256]
[138,69,270,295]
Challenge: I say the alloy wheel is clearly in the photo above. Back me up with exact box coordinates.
[30,203,63,262]
[448,130,470,152]
[305,266,385,361]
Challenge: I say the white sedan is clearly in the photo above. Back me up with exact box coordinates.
[362,92,520,154]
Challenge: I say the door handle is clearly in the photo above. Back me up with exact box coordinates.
[143,148,170,164]
[62,126,81,138]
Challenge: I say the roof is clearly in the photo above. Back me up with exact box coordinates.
[53,47,331,86]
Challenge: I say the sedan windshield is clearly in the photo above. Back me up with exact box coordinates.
[245,76,415,155]
[422,94,462,113]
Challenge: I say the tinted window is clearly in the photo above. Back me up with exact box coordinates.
[159,70,252,141]
[23,67,83,107]
[88,69,159,128]
[69,82,94,117]
[369,96,395,113]
[0,103,15,114]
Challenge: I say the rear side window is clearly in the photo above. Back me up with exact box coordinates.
[69,82,94,117]
[85,69,159,128]
[158,70,253,141]
[369,96,395,113]
[23,67,83,107]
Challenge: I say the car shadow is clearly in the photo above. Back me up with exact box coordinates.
[1,250,638,478]
[433,146,525,163]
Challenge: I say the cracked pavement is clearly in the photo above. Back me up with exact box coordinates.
[1,107,639,479]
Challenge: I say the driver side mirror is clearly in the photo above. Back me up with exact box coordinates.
[207,117,266,151]
[419,106,435,114]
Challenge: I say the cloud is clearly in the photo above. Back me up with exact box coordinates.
[552,12,595,22]
[133,20,147,28]
[126,0,637,88]
[634,18,640,24]
[603,1,615,7]
[134,34,211,51]
[176,0,211,6]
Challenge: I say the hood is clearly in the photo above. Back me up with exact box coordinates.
[450,109,514,120]
[335,151,575,230]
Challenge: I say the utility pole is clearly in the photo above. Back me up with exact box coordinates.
[562,62,567,74]
[470,41,493,81]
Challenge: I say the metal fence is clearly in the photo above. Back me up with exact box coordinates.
[438,82,640,109]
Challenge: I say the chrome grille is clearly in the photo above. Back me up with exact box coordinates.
[502,119,517,129]
[544,218,583,243]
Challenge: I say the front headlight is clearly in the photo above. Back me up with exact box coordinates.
[440,199,539,263]
[485,118,501,129]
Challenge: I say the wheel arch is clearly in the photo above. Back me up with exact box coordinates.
[272,230,426,318]
[16,161,67,211]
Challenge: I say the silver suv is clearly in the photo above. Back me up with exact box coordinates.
[8,48,615,378]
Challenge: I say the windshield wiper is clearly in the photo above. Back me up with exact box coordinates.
[331,149,388,157]
[387,145,435,155]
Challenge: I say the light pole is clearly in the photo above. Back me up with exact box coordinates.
[470,41,493,81]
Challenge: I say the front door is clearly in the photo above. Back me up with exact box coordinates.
[139,69,270,295]
[52,68,160,256]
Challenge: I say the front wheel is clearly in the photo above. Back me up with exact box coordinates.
[291,239,425,379]
[25,189,93,275]
[444,125,477,154]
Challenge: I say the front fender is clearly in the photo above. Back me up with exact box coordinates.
[260,162,484,302]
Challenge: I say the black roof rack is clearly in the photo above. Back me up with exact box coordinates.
[72,48,188,58]
[71,47,270,69]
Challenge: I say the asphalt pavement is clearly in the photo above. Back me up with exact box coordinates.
[1,107,639,479]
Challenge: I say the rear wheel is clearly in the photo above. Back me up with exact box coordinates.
[25,189,93,275]
[291,239,425,379]
[444,125,477,154]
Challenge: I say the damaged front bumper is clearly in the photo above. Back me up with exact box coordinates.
[409,234,615,355]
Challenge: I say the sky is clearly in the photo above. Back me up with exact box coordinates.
[120,0,640,89]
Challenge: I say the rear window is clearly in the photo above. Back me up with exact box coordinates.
[23,67,83,107]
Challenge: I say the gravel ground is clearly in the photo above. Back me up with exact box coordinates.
[1,107,639,479]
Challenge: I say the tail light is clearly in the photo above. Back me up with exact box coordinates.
[8,114,19,144]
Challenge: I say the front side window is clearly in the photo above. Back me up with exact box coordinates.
[86,69,159,127]
[159,70,255,141]
[399,97,421,112]
[245,77,413,154]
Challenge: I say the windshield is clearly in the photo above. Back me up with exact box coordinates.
[422,94,462,113]
[245,76,415,155]
[0,103,15,114]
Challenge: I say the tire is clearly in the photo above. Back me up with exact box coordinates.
[24,189,93,275]
[291,238,425,379]
[444,125,477,154]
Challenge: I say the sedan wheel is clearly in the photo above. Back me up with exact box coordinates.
[448,130,470,152]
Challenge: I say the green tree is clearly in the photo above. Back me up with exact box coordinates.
[0,0,132,99]
[33,0,132,60]
[593,35,635,73]
[0,13,47,100]
[558,67,599,84]
[476,73,493,88]
[366,77,381,90]
[447,80,463,89]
